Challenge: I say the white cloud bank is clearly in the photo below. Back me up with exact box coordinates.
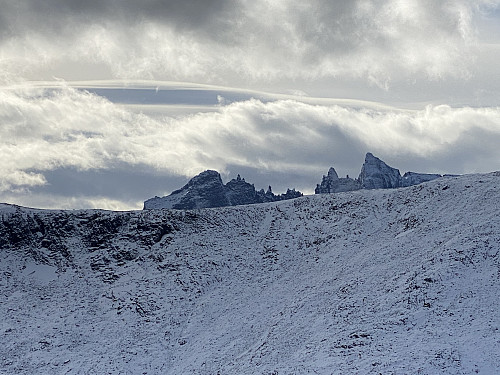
[1,84,499,209]
[1,1,499,209]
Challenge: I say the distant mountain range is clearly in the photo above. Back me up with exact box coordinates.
[144,152,454,209]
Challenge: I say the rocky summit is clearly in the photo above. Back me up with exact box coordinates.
[358,152,403,189]
[316,152,445,194]
[144,170,229,210]
[315,167,361,194]
[144,171,302,210]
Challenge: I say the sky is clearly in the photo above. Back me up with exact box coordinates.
[1,0,500,210]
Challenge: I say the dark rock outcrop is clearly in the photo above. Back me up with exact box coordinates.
[225,174,261,206]
[315,167,361,194]
[277,188,303,201]
[144,170,230,210]
[144,171,302,210]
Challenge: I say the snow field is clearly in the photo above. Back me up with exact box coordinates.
[1,172,499,374]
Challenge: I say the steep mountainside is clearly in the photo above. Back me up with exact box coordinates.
[1,173,499,374]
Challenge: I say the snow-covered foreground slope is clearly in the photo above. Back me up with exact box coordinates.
[1,173,499,374]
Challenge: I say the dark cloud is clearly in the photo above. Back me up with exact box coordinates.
[429,127,500,174]
[36,165,188,202]
[1,0,493,85]
[0,0,236,37]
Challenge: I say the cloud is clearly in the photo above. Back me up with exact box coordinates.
[0,0,236,36]
[0,191,137,211]
[0,0,497,87]
[2,1,499,210]
[0,84,499,209]
[0,171,47,193]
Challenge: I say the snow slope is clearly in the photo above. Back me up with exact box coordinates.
[1,173,499,374]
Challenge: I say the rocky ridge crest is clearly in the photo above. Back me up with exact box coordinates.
[316,152,445,194]
[144,171,302,210]
[145,153,453,209]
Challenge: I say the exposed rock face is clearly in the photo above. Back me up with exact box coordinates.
[144,171,302,210]
[316,153,450,195]
[277,188,303,201]
[144,170,229,210]
[358,153,402,189]
[326,167,338,179]
[256,186,276,203]
[225,174,259,206]
[402,172,442,187]
[315,167,361,194]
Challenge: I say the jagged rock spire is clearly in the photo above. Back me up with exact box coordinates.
[144,171,302,209]
[315,165,361,194]
[327,167,339,179]
[358,153,402,189]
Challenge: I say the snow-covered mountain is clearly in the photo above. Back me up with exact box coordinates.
[1,172,499,374]
[146,154,443,210]
[316,152,446,193]
[144,170,302,210]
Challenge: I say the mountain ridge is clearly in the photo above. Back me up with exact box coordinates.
[144,170,302,210]
[145,153,452,210]
[316,152,447,194]
[1,172,499,374]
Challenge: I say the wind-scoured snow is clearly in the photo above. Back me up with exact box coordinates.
[1,173,499,374]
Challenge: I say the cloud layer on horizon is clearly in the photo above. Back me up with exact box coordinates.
[1,85,499,209]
